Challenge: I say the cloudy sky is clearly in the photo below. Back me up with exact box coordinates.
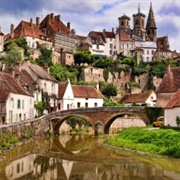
[0,0,179,51]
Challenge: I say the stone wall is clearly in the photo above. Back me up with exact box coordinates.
[0,117,50,142]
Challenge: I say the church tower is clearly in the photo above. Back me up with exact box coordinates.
[118,14,131,34]
[133,4,146,40]
[146,3,157,41]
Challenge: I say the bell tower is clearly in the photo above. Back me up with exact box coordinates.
[118,14,131,34]
[133,4,146,40]
[146,2,157,41]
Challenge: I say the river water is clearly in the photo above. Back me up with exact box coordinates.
[0,134,180,180]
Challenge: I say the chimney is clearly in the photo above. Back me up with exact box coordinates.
[10,24,14,38]
[112,28,114,32]
[30,18,33,26]
[67,22,71,30]
[44,63,49,73]
[55,15,60,22]
[51,13,54,20]
[36,17,40,27]
[167,63,171,75]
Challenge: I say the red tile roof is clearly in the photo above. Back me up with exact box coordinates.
[157,67,180,93]
[120,90,154,104]
[103,31,115,39]
[88,31,105,45]
[58,82,69,99]
[0,72,31,103]
[72,85,104,98]
[40,14,70,35]
[5,20,44,41]
[165,89,180,108]
[119,33,133,41]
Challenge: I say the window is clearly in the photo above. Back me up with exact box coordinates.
[11,98,14,108]
[94,103,97,107]
[19,114,22,121]
[152,50,154,55]
[44,83,47,91]
[147,50,149,55]
[85,103,88,108]
[51,83,54,93]
[9,110,13,122]
[16,114,18,121]
[110,44,113,49]
[77,102,80,108]
[17,99,21,109]
[22,100,24,109]
[17,163,20,173]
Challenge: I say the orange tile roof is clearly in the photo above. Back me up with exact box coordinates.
[58,82,69,99]
[120,90,154,104]
[0,72,31,103]
[88,31,105,45]
[119,33,133,41]
[72,85,104,98]
[158,67,180,93]
[6,20,45,40]
[103,31,115,38]
[165,89,180,108]
[40,14,70,35]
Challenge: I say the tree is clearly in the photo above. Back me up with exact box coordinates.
[49,63,78,83]
[36,46,53,67]
[101,83,118,98]
[74,51,94,65]
[3,42,23,67]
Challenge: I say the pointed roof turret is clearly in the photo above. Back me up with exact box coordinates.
[146,2,157,29]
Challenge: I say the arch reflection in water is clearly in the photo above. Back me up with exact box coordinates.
[3,135,180,180]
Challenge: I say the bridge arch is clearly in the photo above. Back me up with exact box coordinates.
[51,114,93,134]
[104,112,146,134]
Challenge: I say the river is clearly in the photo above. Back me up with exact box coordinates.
[0,134,180,180]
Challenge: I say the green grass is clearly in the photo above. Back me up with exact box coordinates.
[105,127,180,158]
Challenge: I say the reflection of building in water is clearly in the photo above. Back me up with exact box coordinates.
[5,154,37,179]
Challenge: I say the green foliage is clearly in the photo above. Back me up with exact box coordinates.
[176,116,180,126]
[93,57,114,68]
[36,46,53,67]
[103,69,109,82]
[100,82,118,98]
[121,57,135,67]
[145,107,163,124]
[105,127,180,158]
[34,91,50,117]
[50,63,78,83]
[4,37,29,57]
[103,97,125,107]
[3,42,23,67]
[126,81,141,88]
[66,116,92,130]
[74,51,94,65]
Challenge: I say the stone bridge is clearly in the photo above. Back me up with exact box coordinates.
[0,106,150,139]
[46,106,149,135]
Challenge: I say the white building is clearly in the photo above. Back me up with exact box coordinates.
[0,72,34,124]
[164,90,180,127]
[58,80,104,110]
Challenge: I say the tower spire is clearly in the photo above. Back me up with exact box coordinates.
[138,3,140,13]
[146,2,157,41]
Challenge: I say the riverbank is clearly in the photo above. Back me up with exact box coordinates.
[103,127,180,158]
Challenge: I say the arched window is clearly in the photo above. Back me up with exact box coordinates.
[121,21,124,26]
[17,99,21,109]
[136,19,139,25]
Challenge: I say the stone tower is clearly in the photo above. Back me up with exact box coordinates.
[146,3,157,41]
[133,4,146,40]
[118,14,131,34]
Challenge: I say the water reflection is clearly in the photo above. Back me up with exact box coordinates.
[2,135,180,180]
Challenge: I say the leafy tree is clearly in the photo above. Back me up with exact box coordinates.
[4,37,29,57]
[121,57,135,67]
[100,82,118,98]
[93,57,114,68]
[3,42,23,67]
[74,51,94,65]
[50,63,78,83]
[36,46,53,67]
